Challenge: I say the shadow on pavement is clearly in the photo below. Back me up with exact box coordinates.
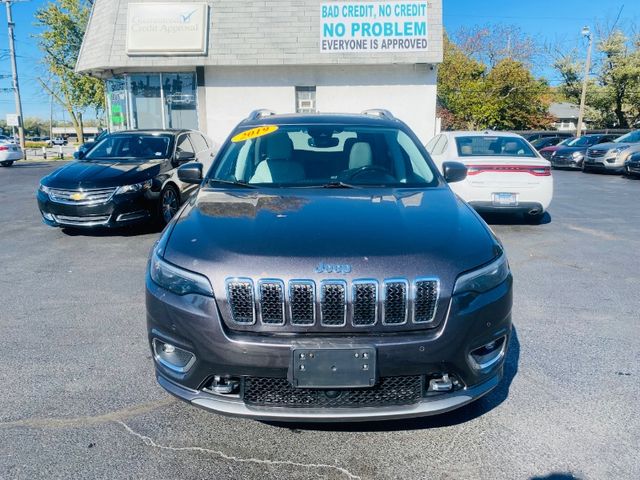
[61,222,163,238]
[530,473,582,480]
[267,326,521,433]
[6,162,60,168]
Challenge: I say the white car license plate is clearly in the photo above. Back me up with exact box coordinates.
[492,193,517,206]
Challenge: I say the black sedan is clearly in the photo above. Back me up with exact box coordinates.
[549,134,619,170]
[37,129,216,229]
[625,152,640,177]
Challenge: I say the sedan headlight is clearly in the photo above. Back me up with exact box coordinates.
[572,151,584,159]
[453,254,510,295]
[39,184,52,194]
[116,179,152,195]
[150,251,213,296]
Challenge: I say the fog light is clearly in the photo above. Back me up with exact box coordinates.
[469,336,507,371]
[152,339,195,373]
[205,375,241,395]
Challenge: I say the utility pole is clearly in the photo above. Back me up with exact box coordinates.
[576,26,593,139]
[3,0,25,149]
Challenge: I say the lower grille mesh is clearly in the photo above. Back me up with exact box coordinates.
[244,376,423,408]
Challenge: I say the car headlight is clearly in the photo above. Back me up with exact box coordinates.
[150,251,213,296]
[613,146,629,155]
[453,254,510,295]
[572,151,584,159]
[39,184,51,194]
[115,179,152,195]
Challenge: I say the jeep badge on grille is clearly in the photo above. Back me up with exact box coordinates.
[315,262,352,275]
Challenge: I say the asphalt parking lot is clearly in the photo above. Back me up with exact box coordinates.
[1,162,638,480]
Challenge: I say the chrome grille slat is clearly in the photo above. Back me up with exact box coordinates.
[320,281,347,327]
[226,279,255,324]
[289,281,315,325]
[258,280,285,325]
[52,214,110,227]
[352,281,377,326]
[383,280,408,325]
[414,279,439,324]
[48,187,116,206]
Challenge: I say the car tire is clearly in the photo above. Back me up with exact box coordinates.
[0,161,14,167]
[159,184,180,226]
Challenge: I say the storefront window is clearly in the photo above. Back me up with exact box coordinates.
[163,73,198,130]
[106,78,129,131]
[105,72,198,131]
[129,74,163,129]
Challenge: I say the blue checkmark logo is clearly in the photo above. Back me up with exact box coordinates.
[181,10,196,23]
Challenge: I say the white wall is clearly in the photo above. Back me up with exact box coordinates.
[204,64,437,145]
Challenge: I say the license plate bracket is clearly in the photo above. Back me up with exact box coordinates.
[492,192,518,206]
[289,347,377,388]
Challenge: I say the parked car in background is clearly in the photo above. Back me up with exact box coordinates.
[0,140,23,167]
[584,130,640,173]
[521,131,573,143]
[37,129,216,229]
[550,134,620,170]
[146,110,513,421]
[539,137,575,160]
[48,137,68,146]
[625,152,640,177]
[530,136,566,151]
[427,131,553,223]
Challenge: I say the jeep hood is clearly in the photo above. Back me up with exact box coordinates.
[163,188,499,295]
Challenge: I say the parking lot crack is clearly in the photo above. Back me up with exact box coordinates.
[117,420,361,479]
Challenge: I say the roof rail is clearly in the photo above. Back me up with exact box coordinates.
[246,109,276,121]
[361,109,396,120]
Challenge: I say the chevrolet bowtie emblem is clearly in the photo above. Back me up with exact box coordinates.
[70,192,86,201]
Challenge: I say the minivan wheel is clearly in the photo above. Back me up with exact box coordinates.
[159,185,180,225]
[0,161,14,167]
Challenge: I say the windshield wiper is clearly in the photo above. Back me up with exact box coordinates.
[208,179,257,189]
[320,181,359,189]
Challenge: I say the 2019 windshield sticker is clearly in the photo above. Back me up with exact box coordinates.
[231,125,279,143]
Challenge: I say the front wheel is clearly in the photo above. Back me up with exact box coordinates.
[159,185,180,226]
[0,161,14,167]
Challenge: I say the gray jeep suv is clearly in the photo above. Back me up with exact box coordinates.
[146,110,513,421]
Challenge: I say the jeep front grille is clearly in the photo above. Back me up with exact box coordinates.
[383,280,408,325]
[320,281,347,327]
[226,279,255,324]
[224,277,440,330]
[244,375,423,408]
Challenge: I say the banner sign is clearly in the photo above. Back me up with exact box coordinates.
[126,3,208,55]
[320,1,428,53]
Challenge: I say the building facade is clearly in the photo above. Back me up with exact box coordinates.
[77,0,443,144]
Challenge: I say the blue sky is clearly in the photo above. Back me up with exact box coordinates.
[1,0,639,120]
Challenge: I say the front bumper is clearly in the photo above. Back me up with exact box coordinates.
[584,153,628,171]
[146,272,513,421]
[551,155,583,169]
[37,189,157,228]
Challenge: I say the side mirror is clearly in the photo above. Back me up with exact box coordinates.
[74,150,85,160]
[178,162,203,184]
[443,161,468,183]
[175,150,196,164]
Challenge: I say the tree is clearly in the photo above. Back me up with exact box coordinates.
[438,35,553,130]
[455,24,538,68]
[553,29,640,128]
[34,0,104,143]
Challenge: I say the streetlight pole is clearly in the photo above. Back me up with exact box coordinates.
[3,0,25,149]
[576,26,593,139]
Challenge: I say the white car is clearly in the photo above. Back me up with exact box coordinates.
[426,131,553,223]
[0,141,23,167]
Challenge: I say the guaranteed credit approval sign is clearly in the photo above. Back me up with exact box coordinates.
[320,1,428,53]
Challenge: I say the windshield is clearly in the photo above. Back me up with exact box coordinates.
[558,137,576,146]
[455,136,537,158]
[85,134,172,160]
[613,131,640,143]
[566,136,600,147]
[209,125,438,187]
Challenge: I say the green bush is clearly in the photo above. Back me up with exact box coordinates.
[25,141,49,149]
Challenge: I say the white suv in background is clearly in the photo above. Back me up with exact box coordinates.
[426,131,553,223]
